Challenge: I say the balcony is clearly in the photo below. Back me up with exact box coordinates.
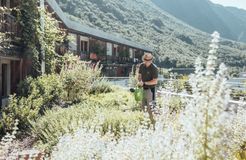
[0,13,21,56]
[0,13,20,37]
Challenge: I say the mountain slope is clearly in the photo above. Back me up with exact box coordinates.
[56,0,246,68]
[152,0,246,42]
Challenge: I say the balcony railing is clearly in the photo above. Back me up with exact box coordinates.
[80,51,89,60]
[79,51,138,64]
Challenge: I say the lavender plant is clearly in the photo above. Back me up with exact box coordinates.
[178,31,245,159]
[128,65,139,89]
[0,119,19,160]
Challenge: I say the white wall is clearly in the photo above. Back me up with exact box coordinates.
[129,48,134,58]
[107,42,112,56]
[114,44,118,56]
[68,33,77,51]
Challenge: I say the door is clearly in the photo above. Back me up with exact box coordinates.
[1,60,10,99]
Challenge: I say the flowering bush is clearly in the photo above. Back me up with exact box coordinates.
[60,55,102,102]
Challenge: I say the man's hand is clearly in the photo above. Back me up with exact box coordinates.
[137,81,144,87]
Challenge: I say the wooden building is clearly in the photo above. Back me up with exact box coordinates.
[46,0,153,77]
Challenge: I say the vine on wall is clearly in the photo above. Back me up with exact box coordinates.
[18,0,66,76]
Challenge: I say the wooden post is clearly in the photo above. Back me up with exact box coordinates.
[0,57,2,107]
[77,34,80,56]
[20,58,23,80]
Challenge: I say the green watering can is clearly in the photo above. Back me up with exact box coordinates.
[134,87,143,102]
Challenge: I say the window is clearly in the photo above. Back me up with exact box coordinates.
[80,41,88,53]
[84,41,88,52]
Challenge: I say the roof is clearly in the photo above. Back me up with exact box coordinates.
[46,0,153,52]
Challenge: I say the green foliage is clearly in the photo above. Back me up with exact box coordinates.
[237,154,246,160]
[90,43,106,55]
[31,104,97,151]
[40,10,66,73]
[0,7,12,50]
[162,76,191,93]
[86,87,137,110]
[167,96,183,113]
[31,102,143,151]
[60,55,102,102]
[231,89,246,100]
[2,95,41,133]
[29,86,138,151]
[1,74,64,133]
[159,68,170,79]
[100,109,143,137]
[18,0,65,76]
[89,79,113,94]
[18,0,40,75]
[0,55,107,135]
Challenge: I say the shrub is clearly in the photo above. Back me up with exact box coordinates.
[86,87,137,110]
[2,95,43,133]
[31,104,97,151]
[59,56,102,102]
[89,79,113,95]
[162,75,191,93]
[1,74,64,133]
[31,103,143,151]
[30,87,138,151]
[0,55,104,135]
[16,74,64,109]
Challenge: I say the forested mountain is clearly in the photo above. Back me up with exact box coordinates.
[152,0,246,43]
[56,0,246,68]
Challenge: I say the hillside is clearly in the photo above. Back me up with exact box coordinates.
[56,0,246,68]
[152,0,246,42]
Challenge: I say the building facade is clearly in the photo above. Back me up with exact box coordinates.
[46,0,152,77]
[0,0,28,106]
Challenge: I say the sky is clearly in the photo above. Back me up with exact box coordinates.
[209,0,246,10]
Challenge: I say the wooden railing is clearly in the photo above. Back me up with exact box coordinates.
[79,52,138,64]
